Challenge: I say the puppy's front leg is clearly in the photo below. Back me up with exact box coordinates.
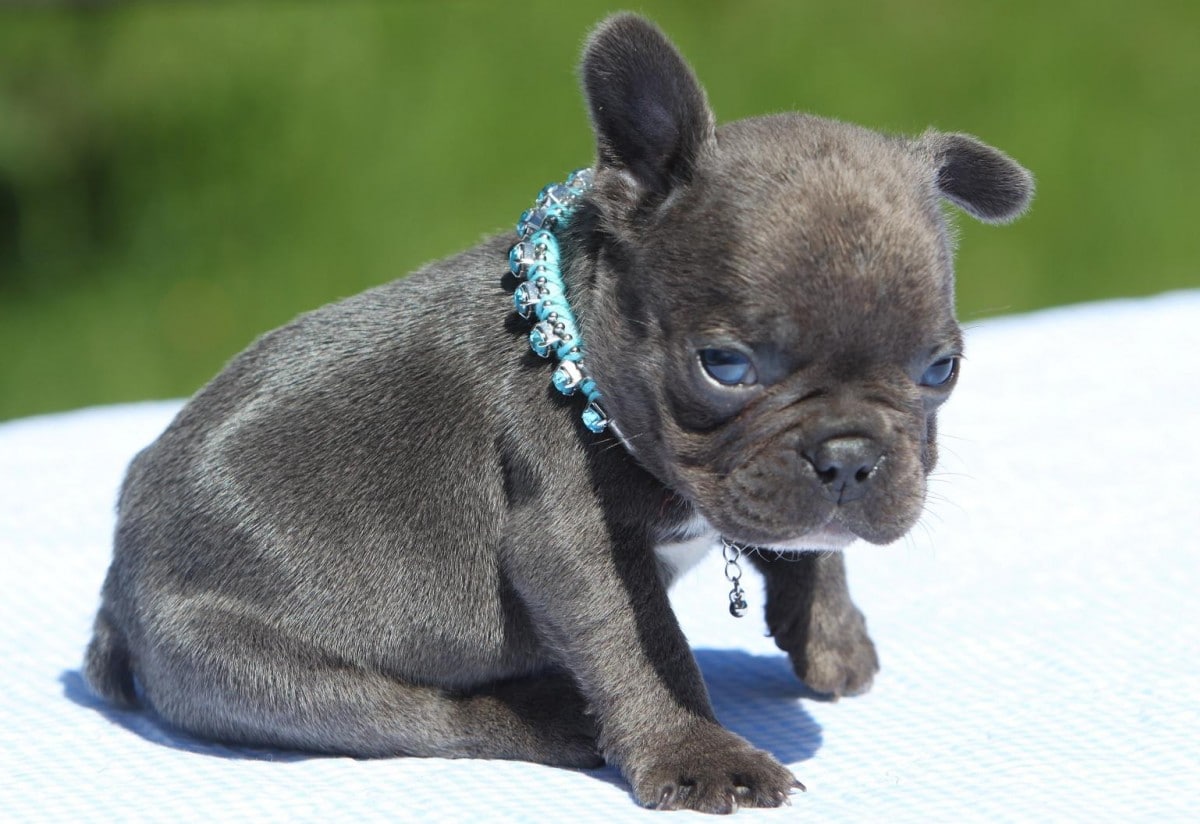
[752,552,879,698]
[501,526,798,812]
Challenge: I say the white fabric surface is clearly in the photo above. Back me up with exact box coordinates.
[1,292,1198,822]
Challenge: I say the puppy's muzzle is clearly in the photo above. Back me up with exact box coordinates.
[803,436,884,505]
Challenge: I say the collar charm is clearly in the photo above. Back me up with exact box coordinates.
[507,168,611,434]
[722,538,749,618]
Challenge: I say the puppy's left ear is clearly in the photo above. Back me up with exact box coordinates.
[580,14,715,198]
[921,131,1035,224]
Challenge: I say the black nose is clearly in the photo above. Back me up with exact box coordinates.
[805,437,883,504]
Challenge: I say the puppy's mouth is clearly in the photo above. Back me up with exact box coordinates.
[755,519,859,554]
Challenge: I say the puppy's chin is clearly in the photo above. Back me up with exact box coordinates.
[759,523,859,554]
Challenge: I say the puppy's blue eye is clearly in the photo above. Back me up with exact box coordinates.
[921,356,958,387]
[700,349,757,386]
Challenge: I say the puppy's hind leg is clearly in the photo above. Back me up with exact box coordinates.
[137,600,601,767]
[84,606,138,708]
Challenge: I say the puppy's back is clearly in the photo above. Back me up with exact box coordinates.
[84,236,523,705]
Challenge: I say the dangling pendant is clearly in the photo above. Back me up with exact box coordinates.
[722,538,748,618]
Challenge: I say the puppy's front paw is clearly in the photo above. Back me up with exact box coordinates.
[789,603,879,699]
[629,723,801,814]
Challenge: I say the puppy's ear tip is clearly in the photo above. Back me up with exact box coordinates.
[584,12,662,49]
[923,131,1035,224]
[580,13,663,83]
[578,13,713,197]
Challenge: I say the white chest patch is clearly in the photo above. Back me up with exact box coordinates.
[653,518,719,587]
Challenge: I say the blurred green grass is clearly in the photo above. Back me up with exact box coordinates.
[1,0,1196,420]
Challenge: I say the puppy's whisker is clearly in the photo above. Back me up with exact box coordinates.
[599,430,650,454]
[928,471,973,482]
[920,509,945,526]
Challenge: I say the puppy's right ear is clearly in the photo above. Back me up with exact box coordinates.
[581,14,715,198]
[921,131,1035,224]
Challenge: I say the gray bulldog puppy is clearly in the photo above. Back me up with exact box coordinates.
[84,13,1032,814]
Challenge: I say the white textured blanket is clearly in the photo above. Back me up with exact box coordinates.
[1,292,1197,821]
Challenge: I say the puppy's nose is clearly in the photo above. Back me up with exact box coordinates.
[805,437,883,504]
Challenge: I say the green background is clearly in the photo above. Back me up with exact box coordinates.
[1,0,1196,421]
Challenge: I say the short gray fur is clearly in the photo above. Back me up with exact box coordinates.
[84,13,1032,814]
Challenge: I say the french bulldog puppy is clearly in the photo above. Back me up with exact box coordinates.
[84,13,1032,814]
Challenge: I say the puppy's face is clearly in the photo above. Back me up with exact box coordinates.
[573,17,1032,549]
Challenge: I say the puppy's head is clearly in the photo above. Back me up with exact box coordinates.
[569,14,1033,549]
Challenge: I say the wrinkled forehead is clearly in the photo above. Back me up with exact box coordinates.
[657,116,958,356]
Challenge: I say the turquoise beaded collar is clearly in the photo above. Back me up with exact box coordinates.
[507,168,610,434]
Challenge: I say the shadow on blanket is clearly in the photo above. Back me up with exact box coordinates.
[60,648,821,767]
[695,648,823,764]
